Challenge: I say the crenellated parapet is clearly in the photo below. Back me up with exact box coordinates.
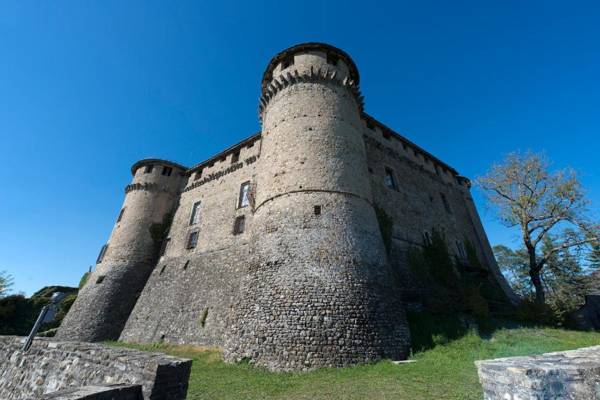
[124,182,179,195]
[258,66,364,120]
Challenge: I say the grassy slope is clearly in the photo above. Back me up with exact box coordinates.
[114,327,600,400]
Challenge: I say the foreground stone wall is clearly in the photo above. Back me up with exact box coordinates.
[476,345,600,399]
[0,336,191,400]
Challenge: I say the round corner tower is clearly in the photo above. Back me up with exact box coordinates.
[224,43,410,370]
[56,159,187,342]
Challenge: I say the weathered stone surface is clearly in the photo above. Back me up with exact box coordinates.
[476,345,600,399]
[57,42,515,372]
[0,336,191,400]
[41,384,143,400]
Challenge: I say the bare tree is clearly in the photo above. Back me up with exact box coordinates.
[478,152,599,305]
[0,271,13,298]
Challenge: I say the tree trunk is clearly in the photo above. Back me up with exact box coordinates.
[527,247,546,305]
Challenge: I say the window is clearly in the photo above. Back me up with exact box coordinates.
[233,215,246,235]
[162,166,173,176]
[189,201,201,225]
[366,120,375,130]
[326,53,339,66]
[96,244,108,263]
[96,275,105,284]
[384,167,398,190]
[194,169,203,181]
[186,231,199,249]
[183,260,190,270]
[144,165,153,174]
[423,232,432,246]
[231,151,240,164]
[382,131,391,140]
[440,193,452,214]
[159,265,167,275]
[117,208,125,223]
[314,205,322,216]
[238,181,251,208]
[281,56,294,70]
[159,238,170,257]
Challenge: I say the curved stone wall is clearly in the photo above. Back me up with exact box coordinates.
[223,45,410,370]
[56,162,186,342]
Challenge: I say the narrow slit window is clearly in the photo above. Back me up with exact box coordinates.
[96,275,105,284]
[384,167,398,191]
[233,215,246,235]
[189,201,201,225]
[159,265,167,275]
[144,165,153,174]
[423,232,432,246]
[456,241,467,261]
[231,151,240,164]
[117,207,125,223]
[440,193,452,214]
[161,166,173,176]
[238,181,251,208]
[159,238,170,257]
[96,244,108,263]
[186,231,199,249]
[194,169,203,181]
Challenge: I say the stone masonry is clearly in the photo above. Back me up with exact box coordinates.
[57,42,516,371]
[0,336,191,400]
[476,345,600,399]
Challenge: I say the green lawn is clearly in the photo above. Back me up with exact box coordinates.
[113,325,600,400]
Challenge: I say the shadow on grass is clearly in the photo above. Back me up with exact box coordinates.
[407,311,525,353]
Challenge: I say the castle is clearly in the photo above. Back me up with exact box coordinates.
[57,43,515,371]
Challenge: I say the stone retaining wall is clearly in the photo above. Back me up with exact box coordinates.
[0,336,191,400]
[476,345,600,399]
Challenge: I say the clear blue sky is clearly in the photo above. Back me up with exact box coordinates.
[1,1,599,296]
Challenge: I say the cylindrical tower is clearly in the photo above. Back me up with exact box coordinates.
[224,43,410,370]
[56,159,187,342]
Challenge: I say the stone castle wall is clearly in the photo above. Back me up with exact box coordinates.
[57,42,515,371]
[223,47,410,371]
[120,137,261,345]
[56,161,187,342]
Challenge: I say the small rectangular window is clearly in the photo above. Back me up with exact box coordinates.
[96,275,105,284]
[194,169,203,181]
[326,54,339,66]
[382,130,391,140]
[384,167,398,191]
[314,205,322,216]
[189,201,201,225]
[238,181,251,208]
[281,56,294,70]
[366,120,375,130]
[159,238,170,257]
[233,215,246,235]
[162,166,173,176]
[96,244,108,263]
[145,165,153,174]
[186,231,199,249]
[231,151,240,164]
[117,208,125,223]
[440,193,452,214]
